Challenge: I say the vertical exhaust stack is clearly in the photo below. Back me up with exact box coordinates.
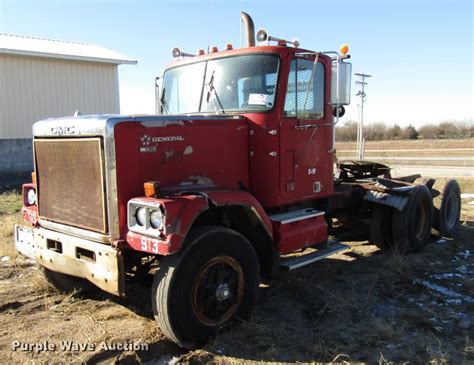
[240,12,255,47]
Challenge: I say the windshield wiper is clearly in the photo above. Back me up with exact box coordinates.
[206,70,225,114]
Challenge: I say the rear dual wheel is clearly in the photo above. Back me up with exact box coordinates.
[392,185,433,253]
[370,185,433,254]
[431,179,461,238]
[369,204,394,251]
[151,227,260,349]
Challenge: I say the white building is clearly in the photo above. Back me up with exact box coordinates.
[0,34,136,185]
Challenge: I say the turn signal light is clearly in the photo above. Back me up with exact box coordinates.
[144,181,161,198]
[340,43,349,55]
[31,172,36,185]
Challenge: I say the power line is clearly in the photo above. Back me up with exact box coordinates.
[354,72,372,160]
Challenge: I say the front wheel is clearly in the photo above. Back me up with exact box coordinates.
[151,227,260,348]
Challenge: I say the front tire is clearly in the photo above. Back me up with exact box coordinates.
[151,227,260,348]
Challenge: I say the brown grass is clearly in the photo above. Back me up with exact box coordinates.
[0,215,23,258]
[336,137,474,151]
[458,178,474,194]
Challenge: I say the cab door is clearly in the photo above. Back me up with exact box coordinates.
[279,56,334,202]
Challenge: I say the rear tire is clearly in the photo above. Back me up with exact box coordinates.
[41,267,95,293]
[392,185,433,253]
[151,227,260,349]
[369,204,394,251]
[431,179,461,238]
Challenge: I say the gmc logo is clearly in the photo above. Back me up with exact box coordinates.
[50,126,75,135]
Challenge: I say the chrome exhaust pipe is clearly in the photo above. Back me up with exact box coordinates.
[240,12,255,47]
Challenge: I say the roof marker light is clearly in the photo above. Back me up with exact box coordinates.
[339,43,349,55]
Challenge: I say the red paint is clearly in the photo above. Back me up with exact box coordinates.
[273,215,328,254]
[23,45,339,259]
[21,183,38,226]
[124,191,273,254]
[116,45,335,256]
[113,118,249,239]
[21,206,38,226]
[127,231,179,255]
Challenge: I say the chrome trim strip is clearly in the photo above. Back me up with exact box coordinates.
[269,209,325,224]
[39,219,111,243]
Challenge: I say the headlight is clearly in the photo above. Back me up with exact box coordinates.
[135,207,147,226]
[150,210,164,229]
[27,189,36,205]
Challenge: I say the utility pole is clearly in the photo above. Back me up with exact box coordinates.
[355,73,371,160]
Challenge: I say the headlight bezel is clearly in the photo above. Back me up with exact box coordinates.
[127,200,166,238]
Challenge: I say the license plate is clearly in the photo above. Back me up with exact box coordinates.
[14,225,35,260]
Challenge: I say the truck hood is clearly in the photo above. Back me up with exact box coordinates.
[32,114,244,138]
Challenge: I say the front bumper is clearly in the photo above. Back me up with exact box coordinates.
[15,225,124,296]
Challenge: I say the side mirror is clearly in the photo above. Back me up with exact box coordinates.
[331,62,352,106]
[333,105,345,117]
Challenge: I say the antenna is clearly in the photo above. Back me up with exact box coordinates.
[354,72,372,160]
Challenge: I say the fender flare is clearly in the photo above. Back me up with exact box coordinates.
[126,190,273,255]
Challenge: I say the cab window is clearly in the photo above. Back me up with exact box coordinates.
[284,58,324,119]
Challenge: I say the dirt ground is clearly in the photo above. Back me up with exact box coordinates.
[1,184,473,364]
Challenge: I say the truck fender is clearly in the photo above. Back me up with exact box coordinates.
[203,190,273,238]
[126,190,273,255]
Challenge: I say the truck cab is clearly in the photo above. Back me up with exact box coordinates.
[17,12,457,350]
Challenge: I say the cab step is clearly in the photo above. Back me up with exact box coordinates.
[280,241,349,271]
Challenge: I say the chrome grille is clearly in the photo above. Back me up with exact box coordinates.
[34,138,107,233]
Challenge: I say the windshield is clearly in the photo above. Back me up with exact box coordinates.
[161,54,279,115]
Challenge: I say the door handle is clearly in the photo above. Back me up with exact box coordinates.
[294,124,318,130]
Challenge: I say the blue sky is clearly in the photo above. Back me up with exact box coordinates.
[0,0,472,126]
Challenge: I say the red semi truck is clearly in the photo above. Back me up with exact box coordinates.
[15,13,461,348]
